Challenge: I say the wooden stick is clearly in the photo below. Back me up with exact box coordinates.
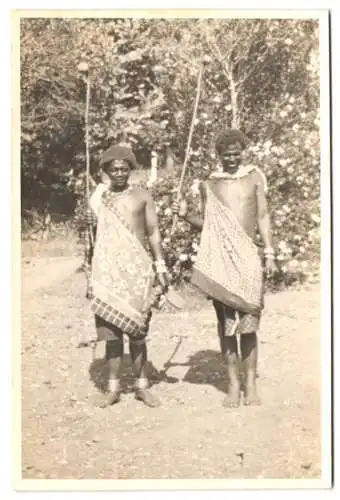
[84,76,94,245]
[171,63,204,235]
[85,76,90,201]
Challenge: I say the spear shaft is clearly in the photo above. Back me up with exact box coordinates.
[171,63,205,235]
[84,75,94,246]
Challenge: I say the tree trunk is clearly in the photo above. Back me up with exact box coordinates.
[229,77,240,129]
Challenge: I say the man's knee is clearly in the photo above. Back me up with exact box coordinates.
[240,332,257,357]
[105,337,124,358]
[241,332,257,343]
[129,334,147,347]
[222,335,238,356]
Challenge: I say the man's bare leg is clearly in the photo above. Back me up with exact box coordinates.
[99,338,123,407]
[220,335,241,408]
[129,338,161,407]
[240,333,261,405]
[213,301,240,408]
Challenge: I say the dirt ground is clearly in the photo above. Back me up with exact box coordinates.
[20,256,321,480]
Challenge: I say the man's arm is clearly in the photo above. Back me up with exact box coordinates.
[145,191,164,261]
[182,181,206,230]
[255,170,277,277]
[144,191,168,290]
[256,171,273,249]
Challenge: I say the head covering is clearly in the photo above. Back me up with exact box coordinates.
[100,145,139,170]
[215,129,248,153]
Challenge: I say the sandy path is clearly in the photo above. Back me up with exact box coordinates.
[20,260,321,480]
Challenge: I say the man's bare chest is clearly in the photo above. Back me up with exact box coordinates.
[207,177,257,208]
[103,190,145,221]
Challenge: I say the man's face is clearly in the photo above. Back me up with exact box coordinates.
[104,159,131,189]
[219,142,243,172]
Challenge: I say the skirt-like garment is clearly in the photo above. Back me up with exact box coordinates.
[212,300,261,336]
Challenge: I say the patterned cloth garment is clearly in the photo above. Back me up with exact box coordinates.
[90,186,156,337]
[192,182,264,314]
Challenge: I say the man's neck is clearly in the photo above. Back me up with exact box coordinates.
[222,166,240,175]
[110,184,129,193]
[210,164,254,180]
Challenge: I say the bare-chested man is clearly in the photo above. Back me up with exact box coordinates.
[174,129,276,407]
[86,145,168,408]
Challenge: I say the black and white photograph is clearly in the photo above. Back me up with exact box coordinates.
[13,8,332,490]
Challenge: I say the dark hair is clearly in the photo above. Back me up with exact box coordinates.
[100,145,139,170]
[215,129,247,153]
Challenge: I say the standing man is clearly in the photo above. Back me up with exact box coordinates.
[174,129,276,407]
[86,145,168,408]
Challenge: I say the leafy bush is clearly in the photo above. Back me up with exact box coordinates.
[20,18,320,290]
[149,131,320,290]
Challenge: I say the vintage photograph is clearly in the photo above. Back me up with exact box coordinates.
[16,10,331,488]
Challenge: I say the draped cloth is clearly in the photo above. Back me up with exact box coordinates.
[90,188,155,337]
[191,183,264,316]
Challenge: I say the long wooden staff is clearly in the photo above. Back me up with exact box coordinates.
[78,62,94,299]
[171,60,207,235]
[84,74,94,246]
[84,73,96,301]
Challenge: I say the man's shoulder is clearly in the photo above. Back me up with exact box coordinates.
[248,165,266,176]
[131,186,152,201]
[247,165,268,193]
[241,165,266,181]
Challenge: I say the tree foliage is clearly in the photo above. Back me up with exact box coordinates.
[20,17,320,286]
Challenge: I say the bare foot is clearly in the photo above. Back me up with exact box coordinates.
[135,389,161,408]
[223,394,241,408]
[244,386,262,406]
[98,390,120,408]
[223,383,240,408]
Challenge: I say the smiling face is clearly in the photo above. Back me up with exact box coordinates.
[103,159,131,190]
[219,142,243,173]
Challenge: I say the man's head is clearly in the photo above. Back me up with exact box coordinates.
[100,145,138,190]
[215,129,247,173]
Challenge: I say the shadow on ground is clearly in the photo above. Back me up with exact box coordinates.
[166,349,248,394]
[89,354,179,394]
[89,348,250,395]
[181,349,228,393]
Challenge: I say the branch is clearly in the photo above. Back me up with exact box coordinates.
[237,45,271,85]
[203,27,232,81]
